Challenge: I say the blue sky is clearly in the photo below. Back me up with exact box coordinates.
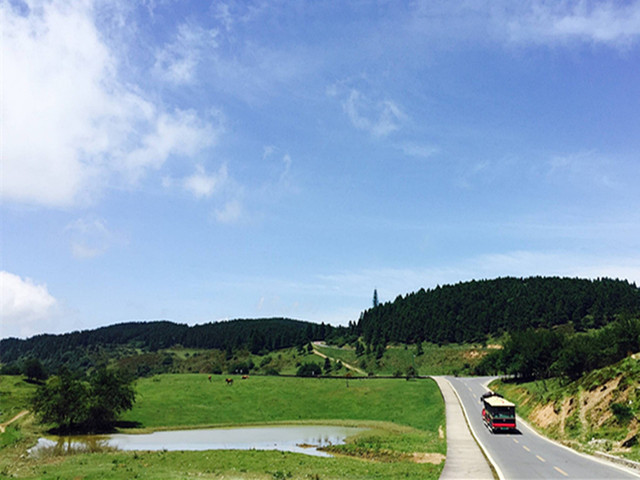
[2,0,640,339]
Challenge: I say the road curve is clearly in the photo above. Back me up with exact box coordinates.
[447,376,640,480]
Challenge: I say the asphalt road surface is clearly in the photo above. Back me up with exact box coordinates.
[447,376,640,480]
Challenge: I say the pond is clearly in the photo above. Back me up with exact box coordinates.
[30,425,365,458]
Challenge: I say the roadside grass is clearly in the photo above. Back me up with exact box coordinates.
[2,374,445,480]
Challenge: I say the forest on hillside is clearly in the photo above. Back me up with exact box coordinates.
[0,318,339,373]
[3,277,640,379]
[358,277,640,346]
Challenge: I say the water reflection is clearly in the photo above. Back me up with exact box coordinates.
[31,425,364,458]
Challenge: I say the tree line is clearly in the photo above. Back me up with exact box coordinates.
[475,315,640,381]
[0,318,340,374]
[357,277,640,347]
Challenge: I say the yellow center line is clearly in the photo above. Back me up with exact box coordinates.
[536,455,546,463]
[554,466,569,477]
[513,439,519,444]
[522,445,530,452]
[472,393,477,398]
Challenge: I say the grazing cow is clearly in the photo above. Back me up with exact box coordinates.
[225,378,234,385]
[242,375,249,380]
[208,375,212,382]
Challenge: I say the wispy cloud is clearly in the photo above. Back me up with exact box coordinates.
[507,1,640,47]
[398,142,439,159]
[546,150,620,188]
[342,89,406,137]
[215,199,243,224]
[66,217,122,259]
[182,164,229,199]
[154,22,219,85]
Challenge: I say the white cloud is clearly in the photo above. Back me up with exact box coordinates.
[122,110,220,183]
[0,271,58,338]
[342,89,406,137]
[154,22,219,85]
[1,0,219,208]
[183,164,229,199]
[508,1,640,47]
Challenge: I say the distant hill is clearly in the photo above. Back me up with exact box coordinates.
[0,318,333,371]
[358,277,640,345]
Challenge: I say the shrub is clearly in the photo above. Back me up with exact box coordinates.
[611,403,634,424]
[296,362,321,377]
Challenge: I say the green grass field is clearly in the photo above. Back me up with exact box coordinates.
[315,342,489,376]
[1,374,446,479]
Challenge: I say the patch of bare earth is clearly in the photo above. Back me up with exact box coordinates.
[531,402,560,429]
[581,377,621,429]
[412,453,445,464]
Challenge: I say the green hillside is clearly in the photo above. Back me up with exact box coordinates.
[358,277,640,345]
[491,355,640,462]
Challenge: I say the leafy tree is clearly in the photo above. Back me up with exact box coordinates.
[355,342,364,357]
[32,368,136,432]
[415,342,424,356]
[32,370,88,432]
[23,358,47,382]
[86,368,136,430]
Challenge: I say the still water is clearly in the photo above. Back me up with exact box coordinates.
[32,425,364,458]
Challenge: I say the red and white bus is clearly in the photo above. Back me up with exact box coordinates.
[482,393,516,432]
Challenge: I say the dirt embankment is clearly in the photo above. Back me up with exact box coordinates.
[521,371,639,454]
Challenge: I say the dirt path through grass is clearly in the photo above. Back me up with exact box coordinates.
[0,410,29,433]
[312,343,367,375]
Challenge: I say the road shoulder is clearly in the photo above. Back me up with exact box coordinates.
[432,376,495,480]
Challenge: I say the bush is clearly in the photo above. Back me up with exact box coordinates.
[296,362,321,377]
[611,403,634,424]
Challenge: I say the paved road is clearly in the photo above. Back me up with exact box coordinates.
[447,376,640,480]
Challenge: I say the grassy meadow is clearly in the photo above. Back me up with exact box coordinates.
[1,374,445,480]
[314,342,491,376]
